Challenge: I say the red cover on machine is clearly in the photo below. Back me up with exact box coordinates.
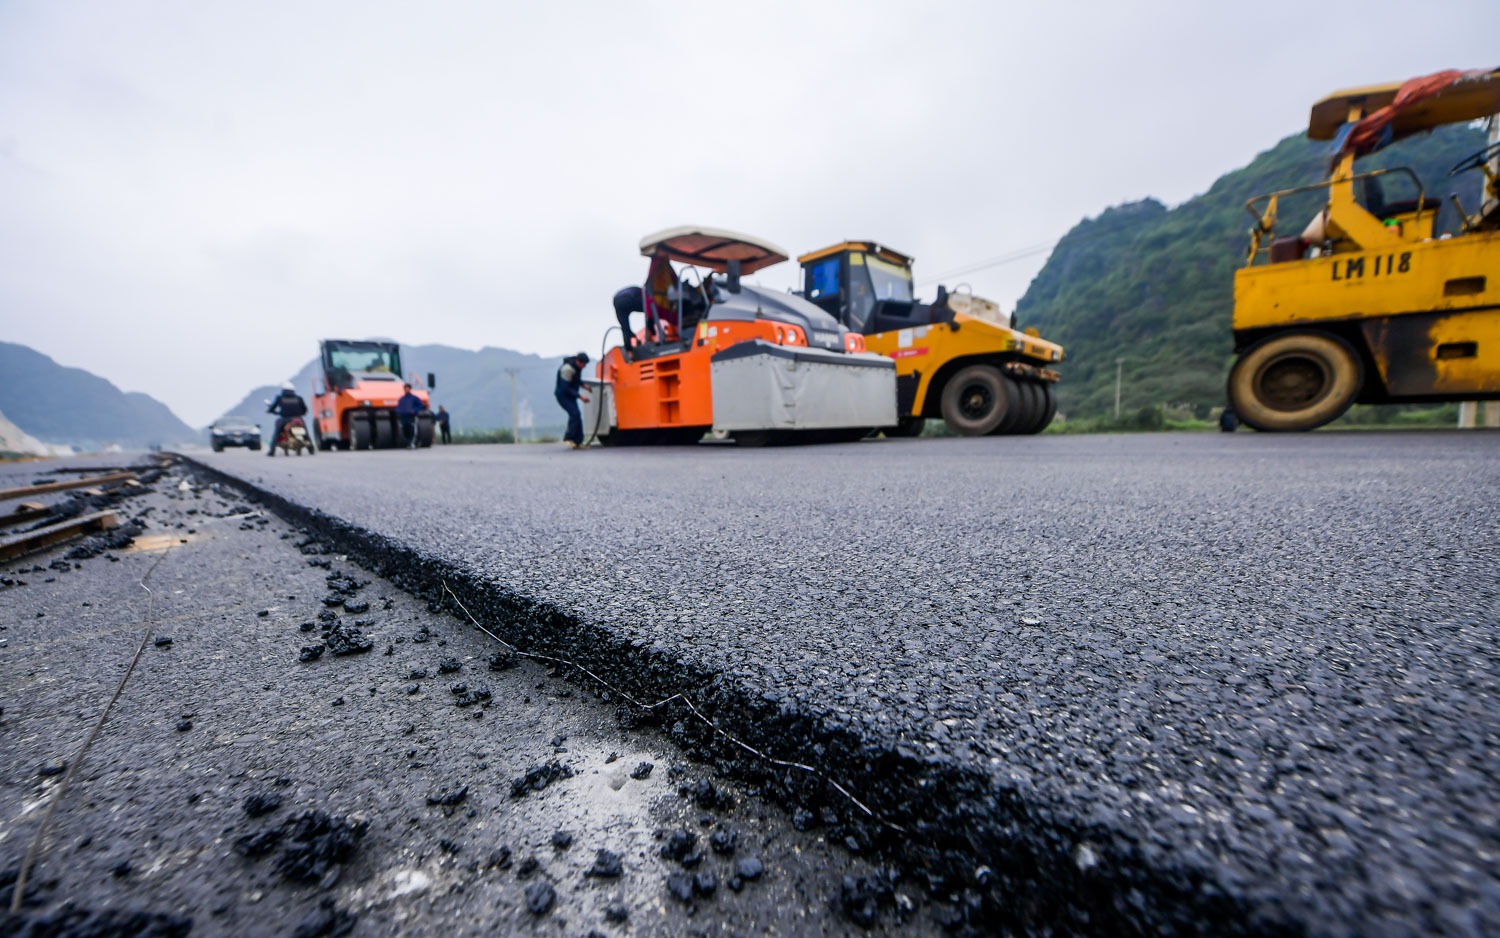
[1339,69,1481,160]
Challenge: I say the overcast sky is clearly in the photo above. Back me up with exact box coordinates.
[1,1,1494,426]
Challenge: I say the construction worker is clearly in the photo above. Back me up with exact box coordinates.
[613,285,645,352]
[396,383,425,447]
[554,352,591,449]
[436,405,451,444]
[266,382,309,457]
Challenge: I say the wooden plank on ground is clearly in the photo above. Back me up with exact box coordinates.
[0,503,54,530]
[0,511,119,563]
[0,472,137,502]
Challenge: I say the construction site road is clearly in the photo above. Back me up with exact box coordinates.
[187,431,1498,937]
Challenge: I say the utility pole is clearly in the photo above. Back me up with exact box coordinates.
[1114,358,1124,420]
[504,368,520,443]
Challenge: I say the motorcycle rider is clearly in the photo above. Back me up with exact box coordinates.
[266,381,309,456]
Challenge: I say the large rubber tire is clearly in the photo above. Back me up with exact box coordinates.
[211,442,222,453]
[987,376,1026,435]
[885,417,926,438]
[374,418,394,449]
[940,365,1010,436]
[350,417,372,451]
[1034,383,1058,432]
[416,415,436,448]
[1228,332,1363,432]
[1013,382,1056,434]
[1016,382,1045,433]
[1002,379,1038,434]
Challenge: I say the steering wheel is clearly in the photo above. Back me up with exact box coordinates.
[1448,141,1500,177]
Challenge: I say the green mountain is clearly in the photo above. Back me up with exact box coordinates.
[0,341,198,449]
[1015,124,1489,418]
[217,343,571,437]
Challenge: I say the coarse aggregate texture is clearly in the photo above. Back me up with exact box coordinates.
[1,461,942,936]
[191,431,1500,937]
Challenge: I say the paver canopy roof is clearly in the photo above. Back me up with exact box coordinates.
[638,226,789,274]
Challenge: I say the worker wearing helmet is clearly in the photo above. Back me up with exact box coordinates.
[554,353,591,449]
[266,381,309,457]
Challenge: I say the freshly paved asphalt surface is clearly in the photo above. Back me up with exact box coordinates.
[192,431,1500,936]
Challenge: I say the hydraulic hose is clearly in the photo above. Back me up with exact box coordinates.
[583,325,622,446]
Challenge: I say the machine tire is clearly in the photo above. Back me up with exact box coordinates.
[374,417,394,449]
[940,365,1009,436]
[987,376,1026,435]
[886,417,926,438]
[1035,383,1059,432]
[1014,381,1041,433]
[249,441,261,451]
[1002,379,1037,434]
[416,415,436,448]
[1017,382,1055,434]
[211,442,223,453]
[1228,331,1363,432]
[350,416,372,451]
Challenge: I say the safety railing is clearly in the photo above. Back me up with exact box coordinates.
[1242,167,1427,265]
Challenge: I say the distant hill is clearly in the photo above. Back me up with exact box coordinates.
[217,343,571,437]
[1015,124,1488,418]
[0,341,197,449]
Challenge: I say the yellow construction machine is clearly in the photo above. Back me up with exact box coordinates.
[797,242,1063,436]
[1230,67,1500,430]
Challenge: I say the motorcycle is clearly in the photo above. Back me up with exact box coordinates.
[272,417,315,457]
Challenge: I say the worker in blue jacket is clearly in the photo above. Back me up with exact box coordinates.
[396,383,425,447]
[554,353,591,449]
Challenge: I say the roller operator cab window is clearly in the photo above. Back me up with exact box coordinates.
[865,254,914,303]
[845,253,914,333]
[327,344,402,378]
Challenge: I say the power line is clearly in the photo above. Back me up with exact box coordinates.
[915,239,1060,287]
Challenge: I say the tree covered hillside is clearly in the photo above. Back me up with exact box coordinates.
[1015,124,1489,418]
